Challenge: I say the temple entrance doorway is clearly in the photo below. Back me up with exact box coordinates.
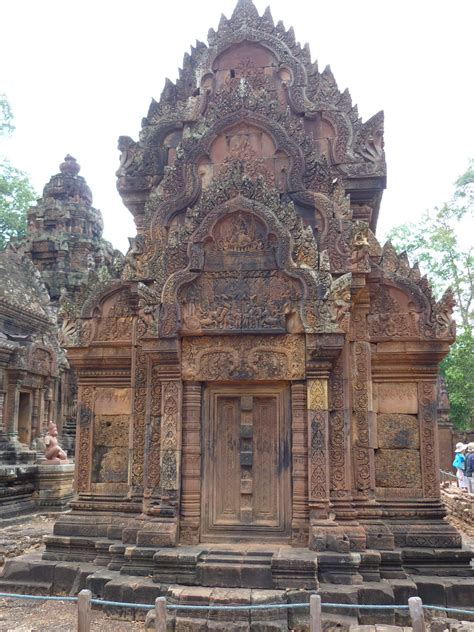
[18,391,32,446]
[201,384,291,541]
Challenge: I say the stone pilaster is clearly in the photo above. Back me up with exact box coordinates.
[290,381,309,545]
[419,381,440,499]
[180,381,202,544]
[307,378,330,518]
[75,385,94,494]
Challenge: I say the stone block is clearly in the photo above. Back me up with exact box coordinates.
[414,577,448,607]
[208,587,250,628]
[357,582,395,625]
[446,578,474,618]
[375,383,418,414]
[35,463,74,510]
[388,579,417,625]
[318,553,363,585]
[364,524,394,551]
[374,449,421,488]
[250,589,287,631]
[286,589,312,631]
[377,414,419,449]
[271,548,318,590]
[137,521,178,547]
[359,551,381,582]
[318,584,359,618]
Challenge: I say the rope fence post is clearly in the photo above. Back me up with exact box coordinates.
[409,596,426,632]
[77,589,92,632]
[310,594,322,632]
[155,596,167,632]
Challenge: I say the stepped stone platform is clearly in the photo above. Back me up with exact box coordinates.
[1,542,473,630]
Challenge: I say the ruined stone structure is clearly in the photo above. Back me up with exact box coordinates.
[0,249,71,515]
[2,0,472,624]
[22,154,122,307]
[0,157,122,516]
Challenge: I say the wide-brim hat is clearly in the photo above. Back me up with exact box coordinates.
[455,442,468,452]
[467,442,474,452]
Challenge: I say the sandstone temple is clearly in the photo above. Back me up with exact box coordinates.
[1,0,472,626]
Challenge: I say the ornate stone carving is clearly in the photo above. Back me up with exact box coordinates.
[307,379,328,411]
[419,381,439,499]
[309,411,328,502]
[77,386,94,493]
[182,335,305,381]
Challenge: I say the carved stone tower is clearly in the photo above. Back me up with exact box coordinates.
[23,155,121,305]
[31,0,472,617]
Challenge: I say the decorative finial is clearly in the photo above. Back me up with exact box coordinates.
[59,155,80,176]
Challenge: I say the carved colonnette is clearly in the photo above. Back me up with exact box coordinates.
[307,378,329,515]
[179,382,202,544]
[290,381,309,545]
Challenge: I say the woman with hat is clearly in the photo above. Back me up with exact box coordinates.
[453,442,468,490]
[464,442,474,494]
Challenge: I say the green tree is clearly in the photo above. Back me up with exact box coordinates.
[0,94,37,249]
[388,161,474,430]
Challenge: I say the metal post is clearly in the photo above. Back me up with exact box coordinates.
[409,596,426,632]
[155,596,167,632]
[310,594,322,632]
[77,589,92,632]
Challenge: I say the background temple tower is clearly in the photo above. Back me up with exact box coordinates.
[24,154,122,305]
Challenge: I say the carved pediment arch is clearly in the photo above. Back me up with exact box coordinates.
[368,273,455,341]
[159,196,323,338]
[80,281,137,319]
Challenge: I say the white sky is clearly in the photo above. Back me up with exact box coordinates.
[1,0,473,254]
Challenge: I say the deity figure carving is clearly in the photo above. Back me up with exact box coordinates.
[43,421,68,464]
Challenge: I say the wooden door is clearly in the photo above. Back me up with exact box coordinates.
[201,385,290,540]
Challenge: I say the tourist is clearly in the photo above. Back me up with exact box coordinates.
[452,442,468,490]
[464,442,474,494]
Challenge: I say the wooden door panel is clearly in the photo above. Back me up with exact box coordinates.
[213,397,240,525]
[253,396,279,525]
[202,385,290,540]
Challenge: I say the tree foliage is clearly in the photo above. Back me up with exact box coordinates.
[0,94,37,249]
[388,161,474,430]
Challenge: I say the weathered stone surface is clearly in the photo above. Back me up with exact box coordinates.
[377,414,419,449]
[375,449,422,488]
[374,384,418,414]
[0,0,465,609]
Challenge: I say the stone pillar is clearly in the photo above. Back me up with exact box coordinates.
[180,381,202,544]
[6,380,20,438]
[31,388,41,442]
[130,347,147,499]
[75,385,94,494]
[143,363,162,511]
[307,378,330,519]
[419,381,440,499]
[0,390,5,434]
[329,348,357,517]
[159,379,183,512]
[291,381,309,545]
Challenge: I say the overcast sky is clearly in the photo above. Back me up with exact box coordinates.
[1,0,473,254]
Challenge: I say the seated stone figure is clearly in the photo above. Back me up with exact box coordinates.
[44,421,68,464]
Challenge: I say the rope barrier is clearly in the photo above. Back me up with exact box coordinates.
[0,591,473,615]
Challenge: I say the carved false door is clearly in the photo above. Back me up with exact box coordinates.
[202,385,290,540]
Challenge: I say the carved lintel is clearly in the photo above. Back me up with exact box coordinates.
[182,335,305,381]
